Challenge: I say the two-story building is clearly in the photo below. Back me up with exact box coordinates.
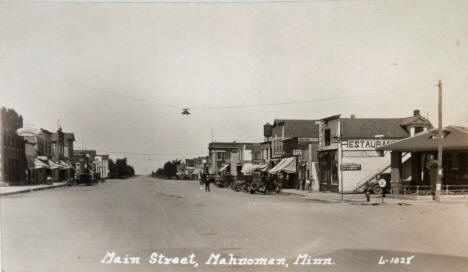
[0,107,26,186]
[316,110,432,192]
[17,127,50,184]
[208,142,255,176]
[95,154,110,179]
[264,119,320,189]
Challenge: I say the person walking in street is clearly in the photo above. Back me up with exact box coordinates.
[205,175,211,192]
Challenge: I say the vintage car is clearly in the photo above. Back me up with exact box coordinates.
[366,173,391,194]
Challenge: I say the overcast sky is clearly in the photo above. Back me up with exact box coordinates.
[1,1,467,174]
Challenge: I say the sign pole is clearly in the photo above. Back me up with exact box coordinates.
[435,80,443,202]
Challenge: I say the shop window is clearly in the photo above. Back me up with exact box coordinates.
[325,129,331,146]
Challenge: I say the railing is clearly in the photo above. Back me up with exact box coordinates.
[391,184,468,196]
[354,152,411,192]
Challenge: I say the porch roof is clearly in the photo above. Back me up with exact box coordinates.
[376,126,468,152]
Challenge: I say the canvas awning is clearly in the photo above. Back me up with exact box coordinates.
[48,160,62,169]
[219,164,229,172]
[59,160,72,169]
[269,157,297,174]
[35,159,50,169]
[241,163,267,175]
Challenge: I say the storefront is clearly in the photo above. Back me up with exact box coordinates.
[268,156,298,189]
[318,150,339,192]
[316,111,432,192]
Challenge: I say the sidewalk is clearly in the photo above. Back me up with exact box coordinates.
[0,182,67,196]
[281,189,429,205]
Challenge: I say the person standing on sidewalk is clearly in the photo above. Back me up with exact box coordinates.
[306,178,312,193]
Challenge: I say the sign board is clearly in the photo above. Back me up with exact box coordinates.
[293,149,303,156]
[340,163,361,171]
[341,139,396,151]
[298,137,319,143]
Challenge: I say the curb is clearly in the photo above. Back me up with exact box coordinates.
[0,183,67,197]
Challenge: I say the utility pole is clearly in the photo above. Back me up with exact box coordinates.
[435,80,443,202]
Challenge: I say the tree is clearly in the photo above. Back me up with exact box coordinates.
[157,159,181,179]
[109,157,136,179]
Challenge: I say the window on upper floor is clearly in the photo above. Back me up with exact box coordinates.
[217,152,223,161]
[415,127,424,134]
[325,129,331,146]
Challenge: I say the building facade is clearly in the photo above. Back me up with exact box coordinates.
[263,119,320,189]
[377,126,468,198]
[0,107,26,185]
[208,142,254,176]
[317,110,432,192]
[95,154,110,179]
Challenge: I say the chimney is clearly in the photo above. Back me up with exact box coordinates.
[351,114,356,119]
[264,123,273,137]
[414,109,420,116]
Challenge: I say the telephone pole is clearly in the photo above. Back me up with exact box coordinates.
[435,80,443,202]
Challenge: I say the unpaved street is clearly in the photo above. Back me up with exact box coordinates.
[1,176,467,272]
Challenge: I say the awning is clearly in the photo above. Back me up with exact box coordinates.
[34,159,50,169]
[219,164,229,172]
[48,160,62,169]
[241,163,267,175]
[59,160,72,169]
[269,157,297,174]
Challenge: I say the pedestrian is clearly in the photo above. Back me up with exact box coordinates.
[205,175,211,192]
[306,178,311,193]
[365,189,371,202]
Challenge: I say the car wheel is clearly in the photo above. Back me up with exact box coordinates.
[372,184,382,195]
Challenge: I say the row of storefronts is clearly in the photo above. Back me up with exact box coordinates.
[196,109,468,196]
[0,106,110,186]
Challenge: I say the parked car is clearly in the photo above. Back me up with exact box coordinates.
[367,173,391,194]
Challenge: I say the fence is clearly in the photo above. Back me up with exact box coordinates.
[391,184,468,196]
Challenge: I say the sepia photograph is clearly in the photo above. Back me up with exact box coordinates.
[1,0,467,271]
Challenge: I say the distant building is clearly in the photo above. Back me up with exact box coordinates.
[0,107,26,185]
[17,127,49,184]
[208,142,255,176]
[95,154,110,179]
[316,110,432,193]
[63,133,75,162]
[73,149,100,179]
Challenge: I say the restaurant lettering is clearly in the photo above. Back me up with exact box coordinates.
[341,139,395,150]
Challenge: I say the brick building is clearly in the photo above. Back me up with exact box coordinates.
[0,107,26,185]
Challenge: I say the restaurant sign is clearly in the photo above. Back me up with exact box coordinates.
[340,163,361,171]
[341,139,396,150]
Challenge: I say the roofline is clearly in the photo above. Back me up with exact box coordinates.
[320,114,341,122]
[378,146,468,152]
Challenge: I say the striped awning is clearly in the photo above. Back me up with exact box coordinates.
[268,157,296,174]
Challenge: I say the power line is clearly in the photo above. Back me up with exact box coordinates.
[10,66,434,112]
[93,149,206,157]
[11,67,180,109]
[190,94,378,110]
